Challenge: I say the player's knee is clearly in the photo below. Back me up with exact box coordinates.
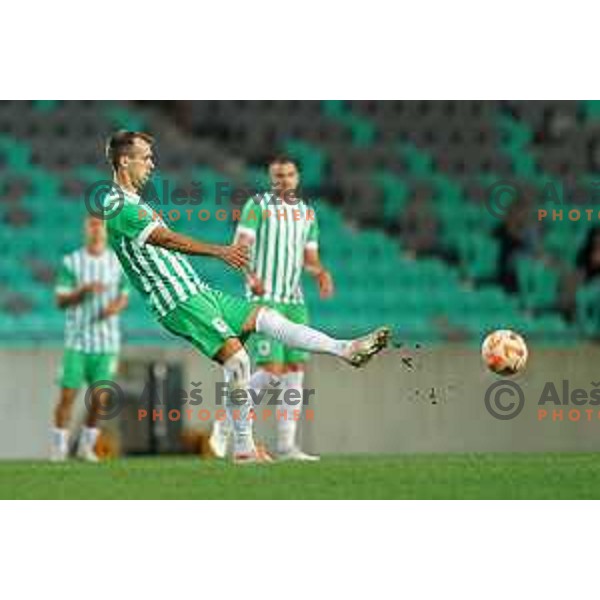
[255,307,284,332]
[223,348,251,388]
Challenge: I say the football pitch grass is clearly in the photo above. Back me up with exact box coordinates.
[1,453,600,499]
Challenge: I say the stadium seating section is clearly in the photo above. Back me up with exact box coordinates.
[1,100,597,346]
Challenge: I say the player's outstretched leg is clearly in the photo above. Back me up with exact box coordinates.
[249,308,390,368]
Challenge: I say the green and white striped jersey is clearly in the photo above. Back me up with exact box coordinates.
[55,247,128,353]
[237,193,319,304]
[103,187,209,319]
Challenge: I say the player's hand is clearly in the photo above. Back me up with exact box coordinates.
[99,305,118,320]
[81,282,106,295]
[219,243,249,270]
[246,271,265,296]
[317,270,334,299]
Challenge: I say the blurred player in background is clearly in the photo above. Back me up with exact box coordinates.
[210,157,334,461]
[101,130,389,463]
[51,216,129,462]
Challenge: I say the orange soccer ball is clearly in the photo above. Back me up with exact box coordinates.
[481,329,528,376]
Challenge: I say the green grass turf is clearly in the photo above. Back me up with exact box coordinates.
[1,453,600,499]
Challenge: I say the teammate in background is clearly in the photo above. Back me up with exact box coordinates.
[210,157,333,461]
[101,130,389,464]
[51,216,129,462]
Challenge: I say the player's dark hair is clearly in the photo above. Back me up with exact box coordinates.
[268,155,299,169]
[105,130,154,171]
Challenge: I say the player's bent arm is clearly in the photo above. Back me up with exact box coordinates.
[117,293,129,310]
[146,226,248,269]
[234,231,264,294]
[304,248,334,298]
[304,247,327,277]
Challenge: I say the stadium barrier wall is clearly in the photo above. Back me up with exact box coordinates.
[1,345,600,458]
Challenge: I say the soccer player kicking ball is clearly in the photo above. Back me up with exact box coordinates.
[210,156,334,461]
[51,216,129,462]
[102,131,389,464]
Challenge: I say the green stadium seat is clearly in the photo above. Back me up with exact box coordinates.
[32,100,60,113]
[104,105,146,131]
[497,115,532,149]
[0,136,31,168]
[581,100,600,120]
[517,258,559,311]
[399,144,434,175]
[576,282,600,336]
[283,140,325,187]
[543,220,589,265]
[321,101,376,146]
[456,234,499,281]
[373,171,409,222]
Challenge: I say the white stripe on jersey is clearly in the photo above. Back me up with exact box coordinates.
[273,206,287,303]
[120,239,172,317]
[161,248,200,298]
[146,245,189,305]
[263,208,278,300]
[284,204,296,301]
[255,211,267,293]
[177,254,206,290]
